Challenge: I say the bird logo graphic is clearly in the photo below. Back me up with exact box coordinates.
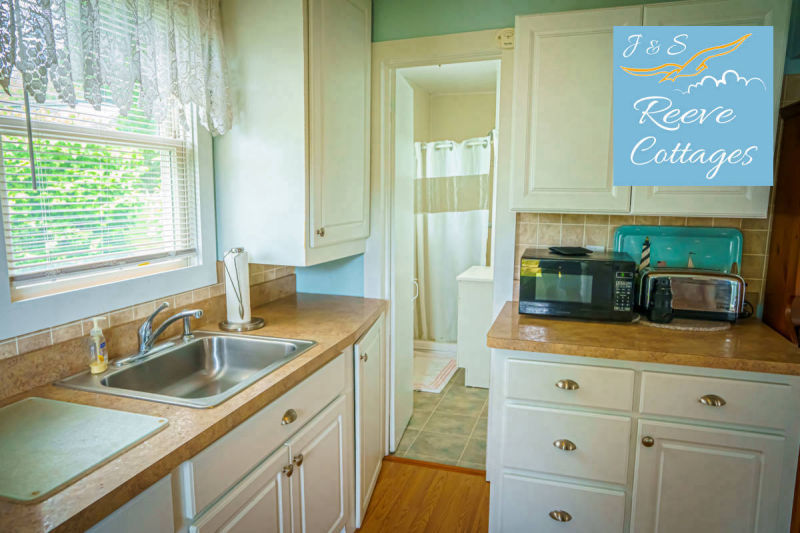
[620,33,751,82]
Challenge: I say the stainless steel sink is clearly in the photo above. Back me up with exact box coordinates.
[57,332,315,408]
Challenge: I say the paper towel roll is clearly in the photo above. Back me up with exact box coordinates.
[223,247,252,324]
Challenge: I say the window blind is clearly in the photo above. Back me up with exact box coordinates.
[0,71,198,287]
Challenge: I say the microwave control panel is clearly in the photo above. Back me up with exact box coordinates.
[613,271,634,312]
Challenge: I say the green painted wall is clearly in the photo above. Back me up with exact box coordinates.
[372,0,797,73]
[372,0,674,42]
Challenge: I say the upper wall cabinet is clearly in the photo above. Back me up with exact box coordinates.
[509,0,790,218]
[509,7,641,213]
[631,0,791,219]
[214,0,371,266]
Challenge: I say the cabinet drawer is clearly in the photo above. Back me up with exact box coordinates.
[500,473,625,533]
[503,405,631,484]
[505,359,634,411]
[183,353,346,516]
[640,372,791,430]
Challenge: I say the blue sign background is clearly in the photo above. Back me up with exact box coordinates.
[613,26,773,186]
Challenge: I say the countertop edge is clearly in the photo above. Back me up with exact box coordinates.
[486,301,800,377]
[3,295,386,533]
[486,335,800,376]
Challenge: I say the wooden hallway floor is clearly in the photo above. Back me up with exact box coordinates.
[358,457,490,532]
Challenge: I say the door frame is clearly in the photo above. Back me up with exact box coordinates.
[363,29,516,451]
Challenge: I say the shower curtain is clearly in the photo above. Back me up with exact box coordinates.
[414,133,495,343]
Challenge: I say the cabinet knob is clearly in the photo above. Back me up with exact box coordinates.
[553,439,577,451]
[281,408,298,425]
[282,464,294,477]
[316,227,326,237]
[555,379,579,391]
[293,453,304,467]
[360,352,368,362]
[699,394,726,407]
[549,510,572,522]
[642,436,655,447]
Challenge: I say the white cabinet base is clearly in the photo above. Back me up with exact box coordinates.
[489,349,800,533]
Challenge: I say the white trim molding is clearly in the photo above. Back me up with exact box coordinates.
[0,117,217,340]
[364,29,516,451]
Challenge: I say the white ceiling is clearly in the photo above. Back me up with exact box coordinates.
[399,60,499,95]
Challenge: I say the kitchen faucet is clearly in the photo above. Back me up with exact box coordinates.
[114,302,203,367]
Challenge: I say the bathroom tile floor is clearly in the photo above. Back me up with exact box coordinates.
[393,368,488,469]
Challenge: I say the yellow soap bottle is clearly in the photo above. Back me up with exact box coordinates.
[88,316,108,374]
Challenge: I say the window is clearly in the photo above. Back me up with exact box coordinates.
[0,73,199,300]
[0,0,220,339]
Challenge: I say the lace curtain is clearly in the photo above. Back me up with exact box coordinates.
[0,0,232,135]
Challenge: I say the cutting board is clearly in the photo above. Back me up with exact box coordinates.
[0,397,167,503]
[613,225,743,273]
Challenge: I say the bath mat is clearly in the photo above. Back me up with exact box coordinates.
[413,353,457,393]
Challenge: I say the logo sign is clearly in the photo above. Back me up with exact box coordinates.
[613,27,773,186]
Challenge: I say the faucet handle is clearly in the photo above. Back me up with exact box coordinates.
[147,301,170,324]
[138,301,170,346]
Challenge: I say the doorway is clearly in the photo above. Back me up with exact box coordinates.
[390,60,500,468]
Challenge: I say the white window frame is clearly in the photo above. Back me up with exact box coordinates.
[0,113,217,339]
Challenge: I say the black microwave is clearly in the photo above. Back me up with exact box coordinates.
[519,249,636,321]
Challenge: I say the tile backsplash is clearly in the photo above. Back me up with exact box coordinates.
[0,263,295,361]
[0,263,296,401]
[513,212,772,310]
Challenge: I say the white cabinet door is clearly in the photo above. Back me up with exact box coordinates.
[189,447,291,533]
[631,420,785,533]
[510,7,640,213]
[287,395,349,533]
[308,0,371,248]
[354,316,386,527]
[632,0,791,218]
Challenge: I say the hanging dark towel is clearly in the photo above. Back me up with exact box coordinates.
[639,237,651,272]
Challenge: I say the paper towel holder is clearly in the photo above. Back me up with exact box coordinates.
[219,247,266,332]
[219,316,265,332]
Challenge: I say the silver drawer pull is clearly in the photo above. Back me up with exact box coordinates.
[699,394,726,407]
[549,510,572,522]
[281,408,298,425]
[556,379,579,390]
[553,439,577,451]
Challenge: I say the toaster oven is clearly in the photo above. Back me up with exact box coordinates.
[637,268,745,322]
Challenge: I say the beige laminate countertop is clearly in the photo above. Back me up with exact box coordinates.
[0,293,386,533]
[488,301,800,376]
